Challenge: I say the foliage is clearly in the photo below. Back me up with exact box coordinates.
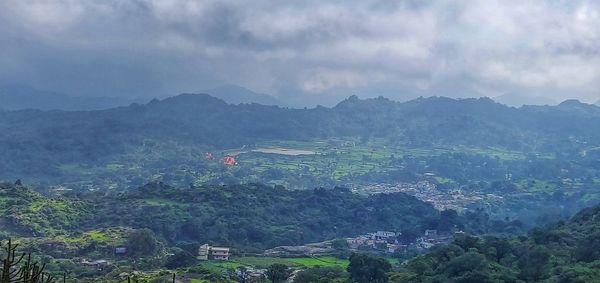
[399,203,600,282]
[0,239,56,283]
[347,253,391,283]
[126,229,158,257]
[266,263,289,283]
[293,266,347,283]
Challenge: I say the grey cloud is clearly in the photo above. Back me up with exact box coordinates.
[0,0,599,104]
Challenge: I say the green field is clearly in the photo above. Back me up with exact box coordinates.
[48,137,558,192]
[515,179,558,193]
[199,255,394,272]
[287,256,350,268]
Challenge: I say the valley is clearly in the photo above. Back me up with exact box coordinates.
[3,2,600,281]
[1,95,600,282]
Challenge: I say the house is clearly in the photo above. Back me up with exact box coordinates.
[386,243,402,253]
[375,231,396,238]
[81,259,110,270]
[198,244,230,260]
[424,229,438,238]
[347,236,367,249]
[211,247,230,260]
[115,247,127,254]
[416,237,434,250]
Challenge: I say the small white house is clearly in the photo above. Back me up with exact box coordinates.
[198,244,230,261]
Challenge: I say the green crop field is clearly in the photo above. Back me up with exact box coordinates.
[287,256,350,268]
[44,136,558,193]
[200,255,395,272]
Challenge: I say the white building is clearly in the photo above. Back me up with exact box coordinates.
[198,244,230,261]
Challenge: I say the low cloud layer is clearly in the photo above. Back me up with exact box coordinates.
[1,0,599,104]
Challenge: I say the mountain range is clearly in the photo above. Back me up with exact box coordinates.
[1,93,600,179]
[0,84,285,111]
[202,84,283,106]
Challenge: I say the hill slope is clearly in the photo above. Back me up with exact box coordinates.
[0,181,476,251]
[398,202,600,282]
[2,94,600,181]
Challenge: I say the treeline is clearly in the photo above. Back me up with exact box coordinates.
[392,204,600,282]
[0,182,521,253]
[2,94,600,179]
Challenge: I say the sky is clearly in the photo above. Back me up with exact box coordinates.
[1,0,600,105]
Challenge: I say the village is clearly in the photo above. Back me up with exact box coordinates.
[262,228,463,258]
[345,229,464,254]
[353,180,503,211]
[183,229,464,282]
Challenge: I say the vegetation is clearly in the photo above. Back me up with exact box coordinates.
[391,203,600,282]
[2,95,600,229]
[347,253,392,283]
[0,181,519,281]
[2,94,600,281]
[0,239,57,283]
[266,263,289,283]
[0,181,492,251]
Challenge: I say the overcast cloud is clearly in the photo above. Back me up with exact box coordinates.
[1,0,599,104]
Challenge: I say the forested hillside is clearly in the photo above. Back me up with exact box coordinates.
[396,202,600,282]
[1,94,600,179]
[0,181,489,251]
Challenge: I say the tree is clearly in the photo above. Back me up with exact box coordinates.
[294,266,346,283]
[266,263,289,283]
[482,236,512,263]
[332,238,349,251]
[574,232,600,262]
[127,229,158,257]
[518,245,550,281]
[0,239,56,283]
[347,253,391,283]
[441,251,489,279]
[164,248,194,269]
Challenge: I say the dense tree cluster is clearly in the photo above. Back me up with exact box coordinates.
[0,182,501,253]
[2,94,600,180]
[393,204,600,282]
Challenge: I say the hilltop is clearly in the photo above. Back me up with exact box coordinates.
[203,84,283,106]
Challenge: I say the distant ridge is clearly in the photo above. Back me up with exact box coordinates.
[203,84,282,106]
[3,93,600,180]
[492,93,557,107]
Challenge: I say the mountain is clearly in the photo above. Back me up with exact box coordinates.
[2,93,600,179]
[595,99,600,106]
[203,84,283,105]
[555,99,600,115]
[0,84,134,111]
[492,93,557,107]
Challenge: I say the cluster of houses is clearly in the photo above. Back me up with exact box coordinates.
[346,230,462,254]
[355,181,502,212]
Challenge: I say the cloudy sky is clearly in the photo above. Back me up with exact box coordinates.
[1,0,599,105]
